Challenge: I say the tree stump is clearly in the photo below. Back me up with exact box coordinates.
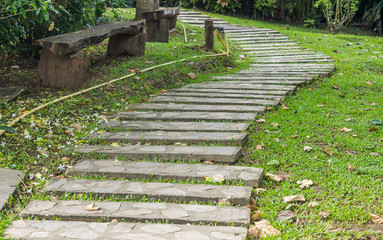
[136,0,159,20]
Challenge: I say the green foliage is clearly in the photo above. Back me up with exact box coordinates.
[0,0,108,55]
[0,126,16,133]
[174,0,242,14]
[360,0,383,33]
[315,0,359,34]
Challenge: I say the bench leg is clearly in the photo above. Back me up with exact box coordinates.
[37,49,88,88]
[107,32,147,57]
[159,19,170,43]
[168,15,178,30]
[146,20,169,43]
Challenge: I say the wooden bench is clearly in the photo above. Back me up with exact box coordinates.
[142,7,180,43]
[35,20,146,88]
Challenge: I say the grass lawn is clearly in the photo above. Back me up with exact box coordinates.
[0,7,382,240]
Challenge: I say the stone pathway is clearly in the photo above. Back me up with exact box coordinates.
[0,168,24,212]
[4,10,334,239]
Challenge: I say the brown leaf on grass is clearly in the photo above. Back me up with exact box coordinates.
[110,219,118,223]
[204,161,213,165]
[313,156,318,160]
[38,149,48,155]
[297,180,313,189]
[319,210,331,218]
[308,202,319,208]
[367,102,378,106]
[266,173,289,182]
[249,220,281,238]
[348,163,356,171]
[277,210,295,221]
[188,72,197,79]
[339,127,352,133]
[337,72,344,76]
[252,211,262,221]
[368,126,378,132]
[218,198,231,206]
[283,194,306,203]
[332,84,339,90]
[366,81,373,85]
[323,148,333,156]
[370,213,383,224]
[282,104,290,110]
[245,198,258,211]
[65,129,74,136]
[61,157,71,162]
[255,188,266,193]
[70,123,82,131]
[326,223,342,233]
[291,135,298,139]
[256,118,266,123]
[256,142,264,150]
[85,203,100,211]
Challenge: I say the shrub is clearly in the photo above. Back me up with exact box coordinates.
[315,0,359,34]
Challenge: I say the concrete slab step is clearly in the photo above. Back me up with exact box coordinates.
[21,200,251,226]
[75,145,243,163]
[70,159,264,187]
[0,168,24,211]
[149,96,279,106]
[164,91,284,99]
[213,75,314,80]
[5,220,249,240]
[116,111,257,122]
[249,63,334,68]
[172,88,289,96]
[185,83,296,91]
[45,178,253,205]
[88,131,248,145]
[100,121,250,132]
[179,20,229,24]
[255,59,333,63]
[207,80,306,85]
[243,46,303,51]
[129,103,266,113]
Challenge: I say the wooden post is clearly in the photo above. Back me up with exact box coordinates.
[205,19,214,50]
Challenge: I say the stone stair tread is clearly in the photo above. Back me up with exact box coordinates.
[75,145,242,163]
[172,88,288,95]
[70,159,264,187]
[213,75,313,80]
[21,200,251,226]
[0,168,24,212]
[207,80,306,85]
[100,121,250,132]
[129,103,265,113]
[149,96,279,106]
[116,111,257,122]
[88,131,248,145]
[45,178,252,205]
[184,83,296,91]
[5,220,249,240]
[164,92,283,99]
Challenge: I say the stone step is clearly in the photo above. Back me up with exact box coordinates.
[250,51,320,57]
[21,200,251,226]
[76,145,243,163]
[184,83,296,91]
[240,42,298,47]
[255,59,333,63]
[255,55,331,60]
[5,220,249,240]
[164,91,284,99]
[214,75,314,80]
[172,87,289,96]
[116,111,257,122]
[178,14,210,18]
[100,121,250,132]
[243,46,303,51]
[149,96,279,106]
[45,178,253,205]
[129,103,266,113]
[70,159,264,187]
[229,36,288,40]
[180,20,229,24]
[207,80,306,85]
[254,53,328,58]
[224,29,277,33]
[226,31,281,36]
[0,168,24,211]
[247,49,311,54]
[249,63,334,68]
[247,68,333,72]
[179,11,202,15]
[88,131,248,145]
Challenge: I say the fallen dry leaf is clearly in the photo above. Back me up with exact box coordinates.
[366,81,373,85]
[270,122,280,127]
[308,202,319,208]
[61,157,71,162]
[188,72,197,79]
[370,213,383,224]
[368,126,378,132]
[277,210,295,221]
[255,188,266,193]
[340,127,352,133]
[249,220,281,238]
[313,156,318,160]
[204,161,213,165]
[85,203,100,211]
[65,129,74,136]
[256,142,264,150]
[348,163,356,171]
[205,174,225,183]
[70,123,82,131]
[252,210,262,221]
[303,146,312,152]
[332,84,339,90]
[326,223,342,233]
[218,198,231,206]
[245,204,257,211]
[291,135,298,139]
[38,149,48,155]
[319,210,331,218]
[256,118,266,123]
[282,104,290,110]
[367,102,378,106]
[110,219,118,223]
[337,72,344,76]
[283,194,306,203]
[323,148,333,156]
[297,180,313,189]
[266,173,289,182]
